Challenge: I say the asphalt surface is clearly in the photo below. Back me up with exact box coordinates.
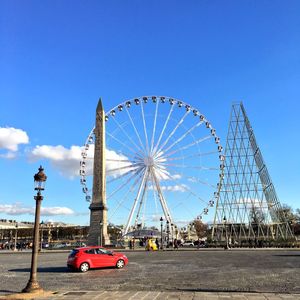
[0,249,299,296]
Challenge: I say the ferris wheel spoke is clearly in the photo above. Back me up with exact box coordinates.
[109,168,146,219]
[150,99,159,154]
[141,100,150,154]
[158,163,219,171]
[186,176,217,189]
[164,151,219,162]
[107,165,143,184]
[171,197,197,220]
[152,103,175,156]
[111,114,145,154]
[134,169,150,227]
[107,163,143,175]
[125,106,147,155]
[162,121,203,154]
[106,158,137,163]
[157,135,213,160]
[154,165,209,205]
[124,168,149,235]
[106,131,144,159]
[107,167,145,200]
[154,110,190,157]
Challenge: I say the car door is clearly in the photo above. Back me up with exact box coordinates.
[94,248,115,267]
[84,248,98,268]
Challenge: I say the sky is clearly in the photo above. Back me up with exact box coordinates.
[0,0,299,227]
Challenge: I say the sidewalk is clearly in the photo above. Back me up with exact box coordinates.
[2,290,299,300]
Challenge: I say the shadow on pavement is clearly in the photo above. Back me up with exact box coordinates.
[0,290,18,294]
[273,254,300,257]
[9,267,68,273]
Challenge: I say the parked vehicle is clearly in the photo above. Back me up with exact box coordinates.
[145,239,158,251]
[67,246,128,272]
[194,240,207,248]
[180,240,194,247]
[42,242,49,248]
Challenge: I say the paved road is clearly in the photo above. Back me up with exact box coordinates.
[0,249,299,297]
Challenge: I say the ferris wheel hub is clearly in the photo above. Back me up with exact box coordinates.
[143,155,155,167]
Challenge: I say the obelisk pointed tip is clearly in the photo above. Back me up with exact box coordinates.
[96,98,104,112]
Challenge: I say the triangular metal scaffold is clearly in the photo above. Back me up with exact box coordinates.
[212,102,294,242]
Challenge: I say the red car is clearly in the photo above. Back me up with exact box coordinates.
[67,246,128,272]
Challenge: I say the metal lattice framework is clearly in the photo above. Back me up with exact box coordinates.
[80,96,225,236]
[212,102,294,241]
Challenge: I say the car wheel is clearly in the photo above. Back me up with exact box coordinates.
[79,262,90,272]
[116,259,125,269]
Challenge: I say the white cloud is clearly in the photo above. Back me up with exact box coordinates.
[149,184,188,193]
[40,207,74,216]
[0,127,29,158]
[30,145,83,178]
[29,144,133,179]
[0,202,75,216]
[0,151,17,159]
[161,184,188,192]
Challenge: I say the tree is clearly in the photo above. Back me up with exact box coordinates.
[193,220,208,239]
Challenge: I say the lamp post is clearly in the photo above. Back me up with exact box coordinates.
[14,223,18,251]
[23,166,47,293]
[223,216,229,250]
[174,225,178,239]
[40,221,44,251]
[166,220,170,248]
[171,223,174,246]
[160,217,163,250]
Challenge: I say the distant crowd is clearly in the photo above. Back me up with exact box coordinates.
[0,241,33,250]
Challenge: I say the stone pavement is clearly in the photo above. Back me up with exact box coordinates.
[23,290,300,300]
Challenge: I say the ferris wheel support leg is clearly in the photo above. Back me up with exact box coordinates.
[151,169,173,224]
[133,170,149,229]
[124,169,148,235]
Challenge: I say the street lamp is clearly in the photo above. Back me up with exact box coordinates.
[23,166,47,293]
[166,220,170,248]
[171,223,174,246]
[14,222,18,251]
[40,221,44,251]
[223,216,229,250]
[160,217,163,250]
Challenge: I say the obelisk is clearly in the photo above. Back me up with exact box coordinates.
[88,99,110,246]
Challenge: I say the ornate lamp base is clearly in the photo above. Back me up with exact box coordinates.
[22,280,44,293]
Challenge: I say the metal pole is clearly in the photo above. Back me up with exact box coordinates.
[166,221,170,248]
[40,225,43,251]
[171,224,174,246]
[22,192,43,293]
[14,225,18,251]
[160,219,163,250]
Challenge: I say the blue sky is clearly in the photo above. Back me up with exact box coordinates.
[0,0,299,226]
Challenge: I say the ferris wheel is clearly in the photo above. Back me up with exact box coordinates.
[80,96,224,235]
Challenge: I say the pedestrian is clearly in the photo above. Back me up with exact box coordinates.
[174,238,178,250]
[155,238,160,250]
[197,238,200,250]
